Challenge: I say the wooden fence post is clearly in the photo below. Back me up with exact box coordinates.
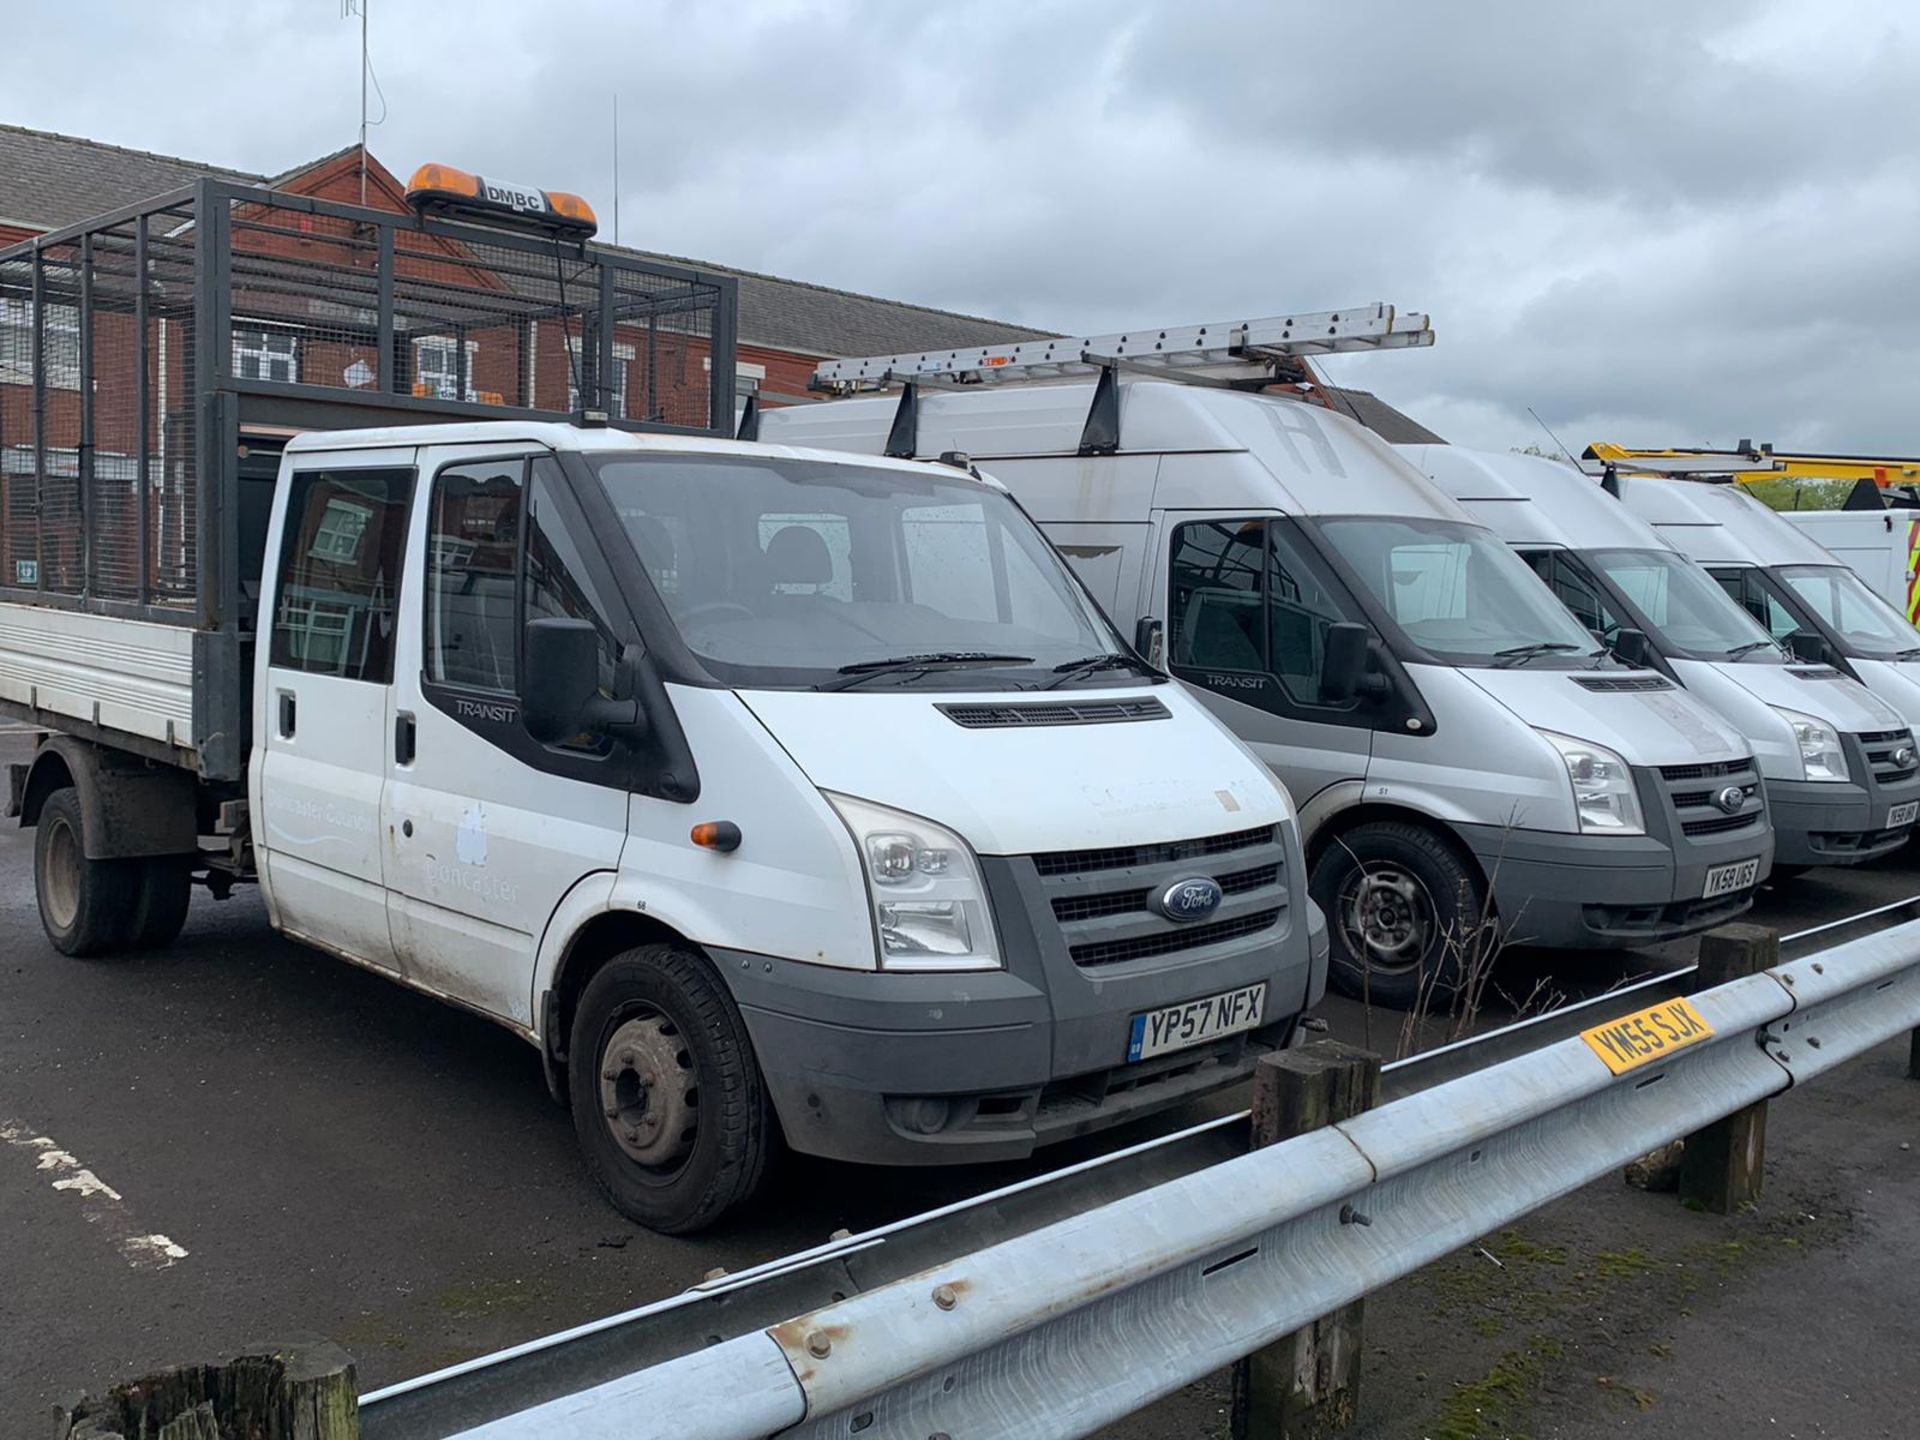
[1679,923,1778,1214]
[56,1342,356,1440]
[1231,1038,1382,1440]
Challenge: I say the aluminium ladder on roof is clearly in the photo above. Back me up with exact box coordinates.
[810,303,1434,393]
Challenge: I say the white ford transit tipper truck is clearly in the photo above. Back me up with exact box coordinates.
[0,182,1321,1233]
[759,311,1772,1008]
[1400,447,1920,872]
[1614,474,1920,737]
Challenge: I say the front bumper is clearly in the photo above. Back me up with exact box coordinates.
[1767,731,1920,867]
[1456,756,1772,949]
[721,826,1322,1167]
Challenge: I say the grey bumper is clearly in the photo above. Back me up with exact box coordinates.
[1456,759,1772,949]
[1768,732,1920,867]
[721,826,1322,1167]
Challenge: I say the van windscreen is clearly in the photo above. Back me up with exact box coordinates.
[1316,515,1603,667]
[590,454,1129,690]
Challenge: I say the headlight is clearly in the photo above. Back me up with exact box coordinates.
[825,793,1002,972]
[1770,706,1849,783]
[1538,730,1645,835]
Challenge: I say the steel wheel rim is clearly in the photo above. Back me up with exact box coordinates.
[598,1010,699,1172]
[1337,863,1437,975]
[42,816,80,932]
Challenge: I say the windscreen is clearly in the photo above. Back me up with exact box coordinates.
[1779,564,1920,659]
[1316,515,1601,665]
[591,454,1125,688]
[1588,548,1779,660]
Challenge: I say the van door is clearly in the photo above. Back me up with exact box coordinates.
[256,451,417,971]
[1152,510,1373,818]
[381,447,632,1026]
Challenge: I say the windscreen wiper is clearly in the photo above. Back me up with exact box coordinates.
[1725,639,1778,660]
[1491,641,1583,669]
[1044,653,1160,689]
[817,653,1034,691]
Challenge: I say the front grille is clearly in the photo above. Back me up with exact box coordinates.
[1033,824,1288,970]
[1659,758,1752,783]
[1574,674,1674,692]
[941,697,1170,728]
[1858,729,1919,787]
[1069,909,1282,968]
[1656,755,1764,842]
[1681,812,1759,838]
[1049,864,1280,924]
[1034,824,1276,878]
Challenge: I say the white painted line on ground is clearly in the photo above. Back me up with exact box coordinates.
[0,1118,189,1270]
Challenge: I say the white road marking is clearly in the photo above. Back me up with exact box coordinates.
[1,1119,189,1269]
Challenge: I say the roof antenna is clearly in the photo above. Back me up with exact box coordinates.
[1527,406,1579,467]
[342,0,385,206]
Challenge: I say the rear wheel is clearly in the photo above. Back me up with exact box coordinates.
[128,856,194,950]
[567,944,773,1234]
[34,787,139,957]
[1311,820,1486,1010]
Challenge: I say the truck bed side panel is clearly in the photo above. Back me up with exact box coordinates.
[0,601,195,757]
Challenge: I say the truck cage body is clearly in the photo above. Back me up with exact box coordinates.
[0,178,738,781]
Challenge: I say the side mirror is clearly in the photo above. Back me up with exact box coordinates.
[1133,615,1165,669]
[1787,630,1828,664]
[523,617,645,746]
[1320,622,1373,704]
[1612,627,1653,668]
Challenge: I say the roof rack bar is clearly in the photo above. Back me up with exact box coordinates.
[811,304,1434,394]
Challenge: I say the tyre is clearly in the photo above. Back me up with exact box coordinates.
[34,787,140,957]
[1310,820,1486,1010]
[568,944,774,1234]
[128,856,194,950]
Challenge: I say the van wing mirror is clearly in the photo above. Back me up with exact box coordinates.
[1133,616,1165,669]
[522,617,645,746]
[1320,622,1373,704]
[1611,626,1653,668]
[1787,630,1828,664]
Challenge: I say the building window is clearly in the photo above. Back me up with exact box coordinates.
[233,326,299,383]
[567,337,634,417]
[0,297,81,389]
[413,336,480,402]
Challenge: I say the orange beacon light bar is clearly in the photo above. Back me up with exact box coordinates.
[404,163,599,238]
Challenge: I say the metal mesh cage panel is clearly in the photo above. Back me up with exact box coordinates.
[0,198,202,608]
[0,180,732,622]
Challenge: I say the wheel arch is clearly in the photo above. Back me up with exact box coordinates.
[1305,799,1487,885]
[537,905,703,1103]
[16,737,197,859]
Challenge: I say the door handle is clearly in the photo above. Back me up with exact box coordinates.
[394,710,417,767]
[277,689,296,739]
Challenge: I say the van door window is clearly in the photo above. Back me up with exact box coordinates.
[426,460,524,693]
[1713,568,1799,640]
[1169,518,1358,707]
[270,467,414,680]
[1524,551,1624,640]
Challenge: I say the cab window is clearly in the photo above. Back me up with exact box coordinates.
[270,467,414,681]
[1523,551,1625,639]
[1168,517,1358,707]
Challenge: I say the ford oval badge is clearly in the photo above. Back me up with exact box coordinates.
[1156,876,1224,923]
[1713,785,1746,815]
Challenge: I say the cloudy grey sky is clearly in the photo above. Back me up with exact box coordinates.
[8,1,1918,452]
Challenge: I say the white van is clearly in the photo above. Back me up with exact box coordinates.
[1401,447,1920,871]
[1779,505,1920,621]
[1615,475,1920,735]
[761,337,1771,1009]
[9,420,1322,1233]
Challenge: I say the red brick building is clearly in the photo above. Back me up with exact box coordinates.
[0,126,1056,427]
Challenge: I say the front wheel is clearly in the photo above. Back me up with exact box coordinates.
[34,786,140,957]
[1310,821,1487,1010]
[567,944,774,1234]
